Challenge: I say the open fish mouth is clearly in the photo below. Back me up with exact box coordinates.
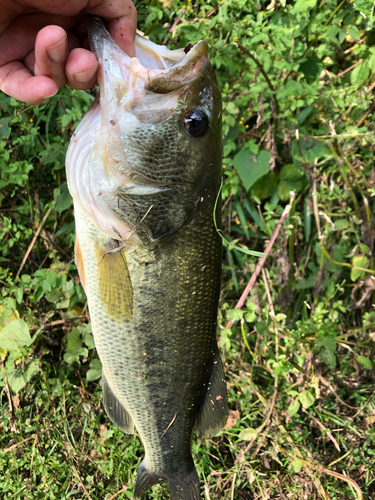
[67,17,219,244]
[87,16,209,110]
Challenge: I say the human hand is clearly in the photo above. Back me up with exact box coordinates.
[0,0,137,104]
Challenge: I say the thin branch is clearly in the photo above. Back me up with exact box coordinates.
[72,464,93,500]
[4,434,37,453]
[16,207,52,278]
[237,44,280,117]
[226,194,294,329]
[108,486,128,500]
[323,59,364,84]
[278,447,363,499]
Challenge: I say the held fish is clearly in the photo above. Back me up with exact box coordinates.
[66,17,228,499]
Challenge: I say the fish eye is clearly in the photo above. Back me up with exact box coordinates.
[184,109,209,137]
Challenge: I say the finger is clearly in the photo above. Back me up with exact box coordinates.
[34,25,68,89]
[66,48,98,90]
[0,61,57,103]
[106,13,137,57]
[88,0,137,57]
[23,31,81,73]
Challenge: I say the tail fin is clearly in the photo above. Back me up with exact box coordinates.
[134,460,201,499]
[168,468,201,500]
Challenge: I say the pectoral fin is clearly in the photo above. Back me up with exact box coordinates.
[102,372,134,433]
[195,345,229,437]
[75,235,86,292]
[96,243,133,323]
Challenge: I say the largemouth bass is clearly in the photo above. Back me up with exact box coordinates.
[66,17,228,500]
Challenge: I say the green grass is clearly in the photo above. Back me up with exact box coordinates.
[1,0,375,498]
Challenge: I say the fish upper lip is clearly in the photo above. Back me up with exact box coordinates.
[143,41,209,93]
[87,15,209,93]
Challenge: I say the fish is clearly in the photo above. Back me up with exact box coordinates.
[65,16,228,500]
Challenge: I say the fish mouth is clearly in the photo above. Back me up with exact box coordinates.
[87,16,209,99]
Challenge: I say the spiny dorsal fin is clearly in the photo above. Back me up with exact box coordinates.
[96,243,133,323]
[195,345,229,437]
[102,372,134,434]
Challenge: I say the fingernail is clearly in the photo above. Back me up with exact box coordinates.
[43,89,58,99]
[46,37,68,63]
[74,64,98,83]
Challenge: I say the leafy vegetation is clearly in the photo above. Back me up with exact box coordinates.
[1,0,375,498]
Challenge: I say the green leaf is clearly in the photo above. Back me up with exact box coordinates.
[294,0,317,12]
[55,221,75,237]
[339,27,347,45]
[292,136,330,164]
[64,347,88,365]
[0,320,32,351]
[251,172,278,200]
[0,118,11,140]
[6,359,39,394]
[55,184,73,214]
[326,26,340,42]
[351,63,370,85]
[234,149,270,191]
[64,328,88,364]
[278,164,308,201]
[239,428,257,441]
[226,102,239,115]
[234,200,249,238]
[351,255,368,281]
[296,105,314,124]
[243,198,265,229]
[14,288,23,305]
[288,398,300,417]
[35,286,44,302]
[368,54,375,73]
[83,332,95,349]
[208,15,218,29]
[316,332,337,369]
[299,57,323,83]
[356,355,372,370]
[334,219,351,231]
[297,274,316,290]
[255,321,268,337]
[86,358,102,382]
[227,309,244,321]
[348,25,361,40]
[291,458,304,473]
[299,390,315,409]
[66,328,82,352]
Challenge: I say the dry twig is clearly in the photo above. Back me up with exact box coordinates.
[226,194,294,329]
[16,207,52,278]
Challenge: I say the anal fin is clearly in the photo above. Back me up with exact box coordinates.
[102,371,134,434]
[195,344,229,437]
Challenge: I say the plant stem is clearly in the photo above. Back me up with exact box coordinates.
[238,44,280,118]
